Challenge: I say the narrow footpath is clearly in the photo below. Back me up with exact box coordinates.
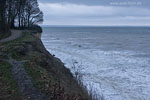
[0,30,49,100]
[0,30,22,43]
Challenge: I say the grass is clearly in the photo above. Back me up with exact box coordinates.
[24,61,54,92]
[24,60,84,100]
[0,31,92,100]
[0,31,34,100]
[0,60,26,100]
[0,32,36,60]
[23,49,90,99]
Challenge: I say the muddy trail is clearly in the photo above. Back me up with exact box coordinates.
[0,30,22,43]
[7,56,48,100]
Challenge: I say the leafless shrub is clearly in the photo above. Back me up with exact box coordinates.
[71,59,105,100]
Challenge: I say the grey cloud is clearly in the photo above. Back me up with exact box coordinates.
[39,0,150,8]
[38,1,150,26]
[39,3,150,17]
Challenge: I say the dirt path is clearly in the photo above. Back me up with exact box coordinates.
[8,57,48,100]
[0,30,22,43]
[0,30,49,100]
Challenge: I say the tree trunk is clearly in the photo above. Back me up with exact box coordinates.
[0,0,7,33]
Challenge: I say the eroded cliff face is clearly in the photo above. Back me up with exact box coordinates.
[0,31,90,100]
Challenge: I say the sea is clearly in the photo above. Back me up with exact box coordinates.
[41,26,150,100]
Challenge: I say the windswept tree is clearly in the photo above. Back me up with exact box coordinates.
[7,0,19,28]
[25,0,43,27]
[30,11,44,26]
[17,0,26,28]
[0,0,7,32]
[0,0,43,32]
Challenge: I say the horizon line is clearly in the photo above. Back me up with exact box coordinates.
[40,24,150,27]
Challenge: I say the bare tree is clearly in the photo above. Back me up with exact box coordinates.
[25,0,43,27]
[0,0,43,32]
[30,11,44,25]
[0,0,7,32]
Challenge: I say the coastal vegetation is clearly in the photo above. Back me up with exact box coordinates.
[0,0,101,99]
[0,0,43,34]
[0,0,93,99]
[0,31,91,99]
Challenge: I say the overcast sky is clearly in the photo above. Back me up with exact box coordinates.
[38,0,150,26]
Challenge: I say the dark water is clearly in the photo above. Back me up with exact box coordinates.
[42,26,150,53]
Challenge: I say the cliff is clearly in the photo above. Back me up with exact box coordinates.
[0,31,90,100]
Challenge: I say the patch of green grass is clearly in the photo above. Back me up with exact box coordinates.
[0,45,24,60]
[1,31,91,99]
[0,60,24,99]
[1,32,33,46]
[0,32,36,61]
[10,49,24,61]
[24,61,55,91]
[25,51,41,60]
